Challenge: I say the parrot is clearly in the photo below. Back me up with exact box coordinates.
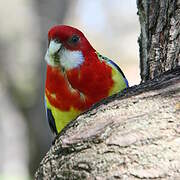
[44,25,129,135]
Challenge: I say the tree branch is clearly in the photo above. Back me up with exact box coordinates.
[35,67,180,179]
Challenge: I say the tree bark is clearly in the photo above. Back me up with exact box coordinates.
[137,0,179,82]
[35,1,180,179]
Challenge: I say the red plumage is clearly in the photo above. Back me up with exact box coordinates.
[66,51,113,102]
[45,51,114,111]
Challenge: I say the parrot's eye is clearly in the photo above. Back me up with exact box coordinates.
[54,39,61,43]
[70,35,80,44]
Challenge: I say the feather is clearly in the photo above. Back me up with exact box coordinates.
[44,98,58,134]
[96,52,129,87]
[107,59,129,87]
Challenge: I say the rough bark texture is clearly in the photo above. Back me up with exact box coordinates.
[137,0,180,82]
[35,67,180,179]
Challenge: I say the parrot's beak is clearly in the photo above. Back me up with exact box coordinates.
[45,40,62,66]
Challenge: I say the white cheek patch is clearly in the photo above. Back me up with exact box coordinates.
[59,49,84,70]
[44,40,84,69]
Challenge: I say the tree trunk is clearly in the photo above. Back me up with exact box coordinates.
[35,1,180,179]
[137,0,179,82]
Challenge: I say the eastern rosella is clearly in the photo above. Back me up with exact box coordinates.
[45,25,129,135]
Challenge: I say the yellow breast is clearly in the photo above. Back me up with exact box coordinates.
[45,95,82,133]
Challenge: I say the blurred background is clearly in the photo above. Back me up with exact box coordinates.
[0,0,140,179]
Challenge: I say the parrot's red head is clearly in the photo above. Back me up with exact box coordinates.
[45,25,94,70]
[48,25,93,52]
